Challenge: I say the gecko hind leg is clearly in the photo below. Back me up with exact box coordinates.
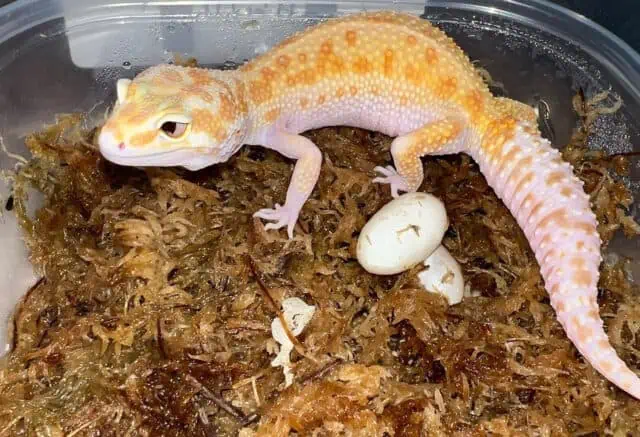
[373,118,466,197]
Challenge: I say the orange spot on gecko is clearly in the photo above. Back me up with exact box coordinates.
[546,171,566,186]
[218,94,235,122]
[188,69,213,86]
[598,339,610,350]
[406,35,417,45]
[265,108,280,123]
[160,69,183,83]
[573,271,593,288]
[528,201,544,219]
[235,81,249,115]
[539,233,553,249]
[560,186,573,197]
[318,95,326,105]
[102,122,123,142]
[481,118,517,157]
[399,96,408,106]
[586,309,599,321]
[298,53,308,63]
[353,56,373,75]
[277,55,291,69]
[126,84,140,100]
[576,241,585,250]
[320,40,333,55]
[404,64,419,84]
[425,47,438,64]
[600,360,614,373]
[463,90,484,117]
[577,327,593,343]
[117,104,138,120]
[516,192,535,212]
[194,89,215,104]
[384,49,394,77]
[350,86,358,96]
[538,209,570,229]
[129,130,157,147]
[437,76,458,99]
[574,221,596,233]
[345,30,357,47]
[261,67,277,80]
[542,250,557,267]
[192,109,227,141]
[248,80,272,104]
[512,172,535,197]
[336,87,345,98]
[300,97,309,109]
[555,301,566,312]
[371,86,380,96]
[510,156,533,180]
[292,69,317,86]
[327,55,346,75]
[551,284,560,295]
[570,257,586,270]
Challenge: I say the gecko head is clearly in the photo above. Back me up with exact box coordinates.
[98,64,248,171]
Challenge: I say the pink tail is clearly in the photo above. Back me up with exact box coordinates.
[471,119,640,398]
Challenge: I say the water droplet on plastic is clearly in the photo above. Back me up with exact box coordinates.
[254,43,269,55]
[122,61,131,70]
[222,60,238,70]
[167,24,176,33]
[242,20,260,31]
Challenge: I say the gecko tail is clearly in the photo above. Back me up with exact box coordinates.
[472,117,640,399]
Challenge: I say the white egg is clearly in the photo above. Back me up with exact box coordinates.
[417,245,464,305]
[356,192,448,275]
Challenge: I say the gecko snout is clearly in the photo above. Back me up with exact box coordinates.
[98,129,131,163]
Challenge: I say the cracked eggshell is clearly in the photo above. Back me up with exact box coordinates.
[418,245,464,305]
[356,192,448,275]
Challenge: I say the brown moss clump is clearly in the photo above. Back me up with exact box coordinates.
[1,88,640,436]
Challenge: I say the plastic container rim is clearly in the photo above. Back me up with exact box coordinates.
[1,0,640,99]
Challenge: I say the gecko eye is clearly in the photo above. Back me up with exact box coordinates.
[160,121,189,139]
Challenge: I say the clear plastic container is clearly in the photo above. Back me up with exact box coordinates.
[1,0,640,352]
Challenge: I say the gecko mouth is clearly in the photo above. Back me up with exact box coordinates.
[100,147,214,167]
[98,129,214,167]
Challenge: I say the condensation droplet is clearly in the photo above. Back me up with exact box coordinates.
[122,61,132,70]
[242,20,260,31]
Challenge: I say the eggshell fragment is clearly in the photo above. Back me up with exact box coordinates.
[417,245,464,305]
[356,192,448,275]
[270,297,316,387]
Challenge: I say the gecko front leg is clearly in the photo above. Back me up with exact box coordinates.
[253,130,323,238]
[374,118,466,196]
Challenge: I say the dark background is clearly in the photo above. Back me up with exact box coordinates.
[553,0,639,51]
[0,1,636,52]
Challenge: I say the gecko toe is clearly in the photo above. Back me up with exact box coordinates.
[372,165,409,197]
[255,203,298,239]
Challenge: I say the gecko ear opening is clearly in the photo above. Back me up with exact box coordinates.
[116,79,132,104]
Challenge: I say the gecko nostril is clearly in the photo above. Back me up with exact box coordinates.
[118,142,126,150]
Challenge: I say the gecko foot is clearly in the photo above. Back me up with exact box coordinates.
[253,203,300,239]
[372,165,410,198]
